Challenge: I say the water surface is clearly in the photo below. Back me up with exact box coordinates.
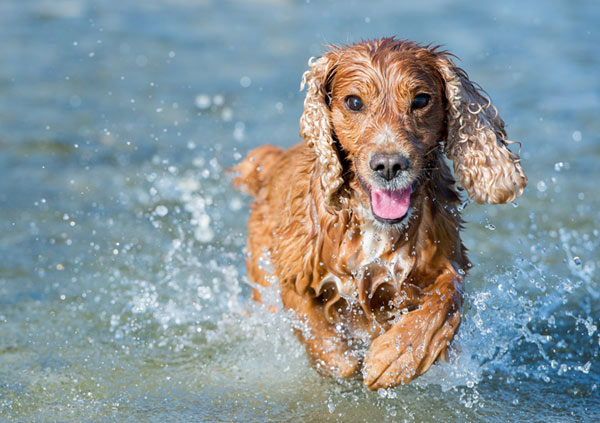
[1,0,599,421]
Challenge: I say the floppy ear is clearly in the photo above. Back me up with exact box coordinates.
[437,55,527,204]
[299,54,343,209]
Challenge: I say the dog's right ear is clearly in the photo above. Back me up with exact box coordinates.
[299,52,344,210]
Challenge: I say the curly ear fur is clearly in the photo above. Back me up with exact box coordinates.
[437,56,527,204]
[299,55,343,210]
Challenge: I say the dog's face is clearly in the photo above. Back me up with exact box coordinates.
[300,39,527,221]
[327,46,447,225]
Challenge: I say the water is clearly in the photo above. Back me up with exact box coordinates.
[1,0,599,421]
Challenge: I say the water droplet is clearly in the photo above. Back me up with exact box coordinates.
[155,205,168,217]
[194,94,211,110]
[536,181,547,192]
[221,107,233,121]
[234,122,245,141]
[240,76,251,88]
[213,94,224,106]
[485,223,496,231]
[573,256,581,266]
[581,361,591,374]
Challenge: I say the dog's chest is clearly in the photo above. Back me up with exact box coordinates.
[318,219,414,304]
[358,221,397,266]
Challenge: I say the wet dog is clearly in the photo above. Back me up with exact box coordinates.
[234,38,526,390]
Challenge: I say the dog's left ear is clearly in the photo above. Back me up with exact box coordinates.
[436,54,527,204]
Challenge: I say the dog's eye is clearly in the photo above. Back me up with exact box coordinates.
[345,95,364,111]
[411,93,431,110]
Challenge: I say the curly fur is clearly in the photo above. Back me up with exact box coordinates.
[437,57,528,204]
[299,55,345,209]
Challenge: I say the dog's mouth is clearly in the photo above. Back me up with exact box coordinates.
[353,157,418,224]
[355,169,415,224]
[369,186,412,223]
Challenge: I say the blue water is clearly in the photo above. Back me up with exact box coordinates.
[1,0,599,421]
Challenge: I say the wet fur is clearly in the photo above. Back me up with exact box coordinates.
[233,38,526,389]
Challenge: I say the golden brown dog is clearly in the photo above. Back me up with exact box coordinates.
[233,38,526,390]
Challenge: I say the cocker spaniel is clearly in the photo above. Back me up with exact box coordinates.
[233,38,526,390]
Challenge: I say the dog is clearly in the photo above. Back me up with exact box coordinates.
[233,38,526,390]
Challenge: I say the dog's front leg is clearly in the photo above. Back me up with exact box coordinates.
[362,270,463,390]
[280,285,361,378]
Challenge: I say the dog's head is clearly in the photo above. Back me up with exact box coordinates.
[300,38,527,225]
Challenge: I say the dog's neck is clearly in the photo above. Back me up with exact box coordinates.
[315,164,466,273]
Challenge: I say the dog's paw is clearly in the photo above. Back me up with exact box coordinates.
[362,310,460,390]
[310,337,361,378]
[362,323,420,390]
[315,352,360,379]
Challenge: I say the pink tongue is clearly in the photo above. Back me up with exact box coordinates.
[370,186,412,220]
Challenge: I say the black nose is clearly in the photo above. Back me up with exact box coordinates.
[369,154,410,181]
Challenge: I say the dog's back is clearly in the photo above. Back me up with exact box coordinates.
[232,145,284,198]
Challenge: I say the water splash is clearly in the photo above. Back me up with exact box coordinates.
[104,158,600,419]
